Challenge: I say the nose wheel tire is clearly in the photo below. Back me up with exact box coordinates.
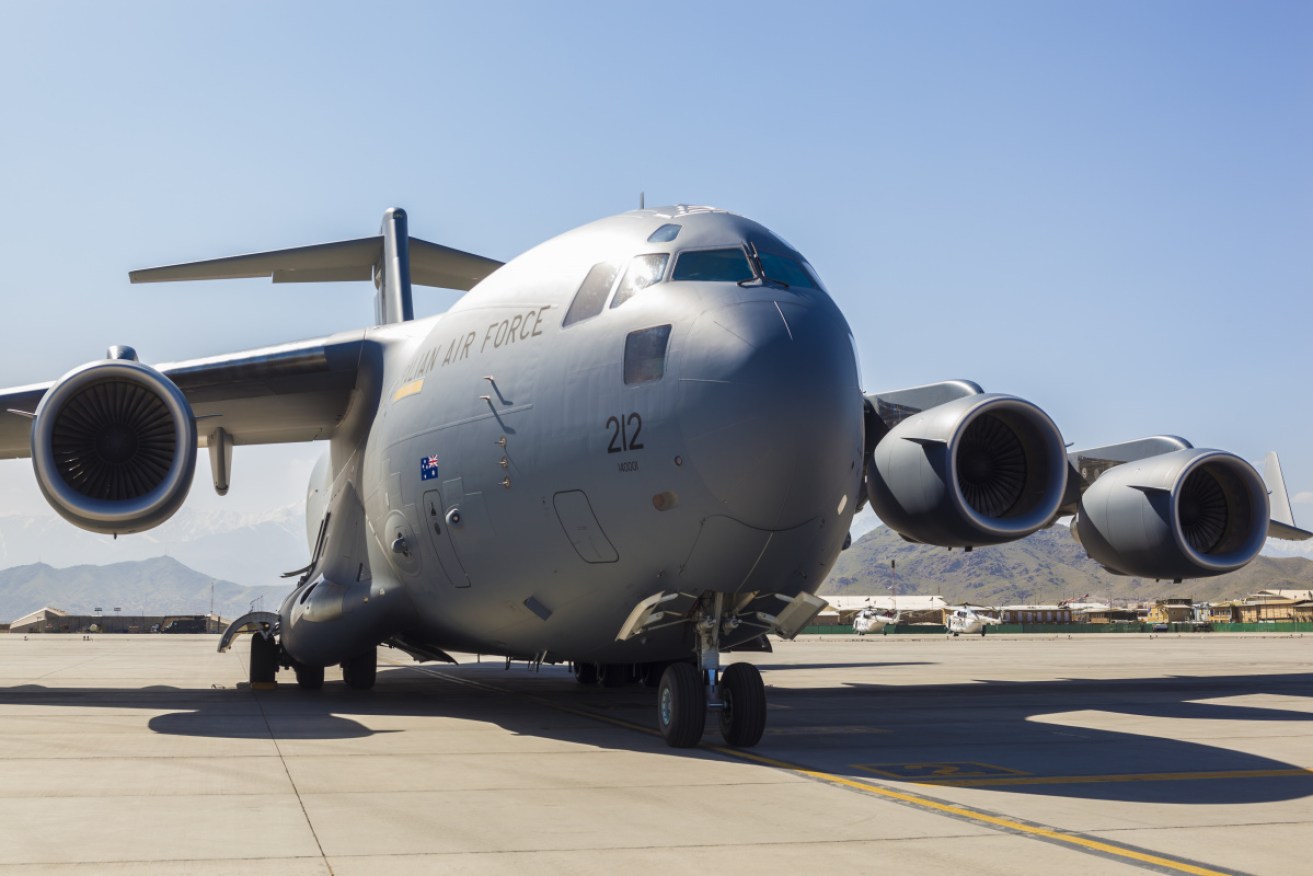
[718,663,766,747]
[341,649,377,690]
[657,662,706,748]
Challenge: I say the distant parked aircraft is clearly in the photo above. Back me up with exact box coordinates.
[946,605,1002,637]
[853,606,900,635]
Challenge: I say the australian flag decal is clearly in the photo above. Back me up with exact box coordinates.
[420,455,440,481]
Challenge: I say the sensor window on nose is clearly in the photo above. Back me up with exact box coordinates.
[624,325,672,385]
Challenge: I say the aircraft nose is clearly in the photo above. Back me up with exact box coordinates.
[677,299,862,531]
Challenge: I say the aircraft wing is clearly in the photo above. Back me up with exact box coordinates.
[128,235,502,292]
[0,330,371,460]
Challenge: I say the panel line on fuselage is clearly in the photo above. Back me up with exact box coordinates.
[391,403,535,442]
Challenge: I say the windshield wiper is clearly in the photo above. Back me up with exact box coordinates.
[737,241,790,289]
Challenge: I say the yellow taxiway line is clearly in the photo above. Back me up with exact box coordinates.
[415,665,1244,876]
[908,768,1313,788]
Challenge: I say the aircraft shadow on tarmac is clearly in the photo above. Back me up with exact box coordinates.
[1,667,1310,806]
[798,672,1313,805]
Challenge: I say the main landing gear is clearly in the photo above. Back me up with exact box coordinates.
[219,612,379,691]
[341,649,377,690]
[250,639,377,690]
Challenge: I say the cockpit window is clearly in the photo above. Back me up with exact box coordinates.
[563,261,619,327]
[624,324,672,385]
[757,251,821,289]
[610,253,668,309]
[647,223,681,243]
[671,247,755,283]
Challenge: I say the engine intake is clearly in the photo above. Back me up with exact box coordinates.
[1073,449,1268,579]
[31,358,197,534]
[865,394,1068,546]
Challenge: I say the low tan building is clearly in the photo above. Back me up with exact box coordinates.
[1076,607,1140,624]
[999,605,1072,624]
[1146,598,1194,625]
[1207,602,1241,624]
[9,607,72,634]
[1232,591,1313,624]
[9,609,223,635]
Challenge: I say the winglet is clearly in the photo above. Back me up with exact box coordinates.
[1263,451,1312,541]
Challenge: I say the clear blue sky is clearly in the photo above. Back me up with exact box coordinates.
[1,1,1309,523]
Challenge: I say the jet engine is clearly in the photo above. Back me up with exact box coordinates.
[31,356,197,534]
[864,394,1068,547]
[1073,449,1268,580]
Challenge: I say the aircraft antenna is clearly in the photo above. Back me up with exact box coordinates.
[639,192,645,209]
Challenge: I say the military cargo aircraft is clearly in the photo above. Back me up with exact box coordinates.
[0,205,1307,748]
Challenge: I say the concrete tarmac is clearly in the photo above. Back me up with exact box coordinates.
[0,632,1309,875]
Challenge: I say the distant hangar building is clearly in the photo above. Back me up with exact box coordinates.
[8,607,223,634]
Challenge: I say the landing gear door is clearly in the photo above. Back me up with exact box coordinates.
[422,489,470,588]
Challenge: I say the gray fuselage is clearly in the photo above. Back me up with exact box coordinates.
[282,208,862,666]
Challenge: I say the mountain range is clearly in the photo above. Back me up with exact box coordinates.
[0,556,287,622]
[822,523,1313,605]
[0,505,307,590]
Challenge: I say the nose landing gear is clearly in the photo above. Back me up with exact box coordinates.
[655,594,768,749]
[617,589,825,749]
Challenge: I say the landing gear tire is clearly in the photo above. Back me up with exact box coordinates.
[341,649,377,690]
[719,663,766,748]
[249,634,278,686]
[638,662,664,688]
[598,663,630,688]
[657,662,705,748]
[294,663,325,691]
[571,661,598,685]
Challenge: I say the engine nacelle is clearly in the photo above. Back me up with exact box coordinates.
[31,358,197,534]
[1073,449,1268,580]
[865,394,1068,547]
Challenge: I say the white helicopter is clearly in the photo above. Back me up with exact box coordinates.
[853,604,901,636]
[945,605,1002,637]
[853,560,903,635]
